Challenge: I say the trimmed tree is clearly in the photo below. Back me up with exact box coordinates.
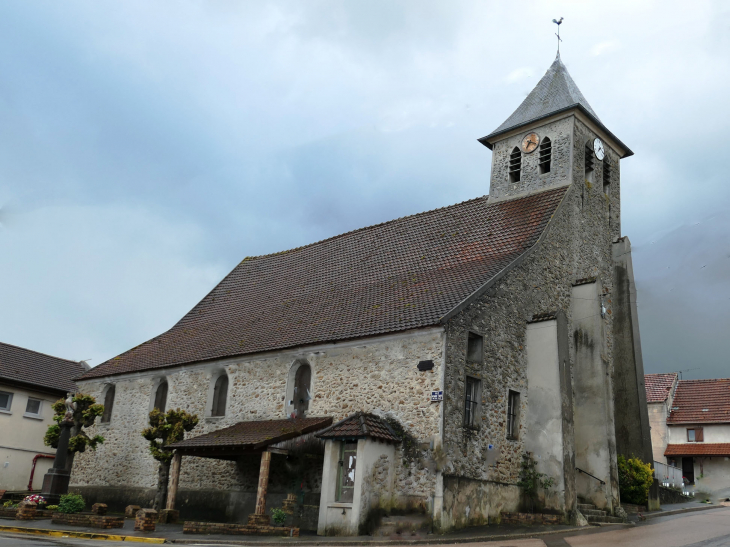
[142,408,199,510]
[44,394,105,471]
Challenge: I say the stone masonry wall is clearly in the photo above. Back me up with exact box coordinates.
[442,116,623,515]
[72,329,444,512]
[489,117,573,200]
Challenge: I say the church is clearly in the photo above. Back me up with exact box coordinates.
[71,53,653,534]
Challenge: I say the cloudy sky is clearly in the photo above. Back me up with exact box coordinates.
[1,1,728,380]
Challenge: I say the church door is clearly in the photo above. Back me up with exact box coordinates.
[293,364,311,418]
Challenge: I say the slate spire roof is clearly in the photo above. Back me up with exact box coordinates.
[79,186,568,381]
[478,54,632,157]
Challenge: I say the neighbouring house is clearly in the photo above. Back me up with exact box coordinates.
[71,53,653,533]
[645,373,680,466]
[0,342,87,492]
[663,379,730,498]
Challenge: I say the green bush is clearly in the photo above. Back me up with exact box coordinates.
[270,507,287,525]
[58,493,85,514]
[617,455,654,505]
[46,505,59,511]
[2,500,15,508]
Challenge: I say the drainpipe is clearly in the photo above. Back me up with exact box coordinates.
[28,454,55,491]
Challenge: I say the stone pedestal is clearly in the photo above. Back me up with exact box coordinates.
[91,503,108,515]
[159,509,179,524]
[125,505,141,518]
[135,508,158,531]
[40,421,73,505]
[248,513,271,526]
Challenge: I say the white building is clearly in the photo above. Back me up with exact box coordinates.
[662,379,730,498]
[0,342,86,492]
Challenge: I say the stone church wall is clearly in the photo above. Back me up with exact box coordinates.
[71,328,444,523]
[440,117,622,528]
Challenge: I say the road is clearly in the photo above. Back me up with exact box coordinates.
[0,507,728,547]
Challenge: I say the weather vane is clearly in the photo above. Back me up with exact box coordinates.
[553,17,564,54]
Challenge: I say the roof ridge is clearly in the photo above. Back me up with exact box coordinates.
[0,341,80,365]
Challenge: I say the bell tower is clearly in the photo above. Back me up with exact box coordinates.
[478,54,632,219]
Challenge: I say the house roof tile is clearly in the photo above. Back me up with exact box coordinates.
[645,373,678,403]
[80,186,567,381]
[0,342,85,395]
[665,443,730,457]
[667,379,730,424]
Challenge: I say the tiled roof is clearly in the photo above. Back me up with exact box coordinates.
[645,373,678,403]
[667,379,730,424]
[665,443,730,457]
[80,186,567,380]
[169,417,333,452]
[479,55,632,157]
[0,342,85,394]
[316,412,400,443]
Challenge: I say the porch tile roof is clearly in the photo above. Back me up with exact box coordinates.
[316,412,400,443]
[645,373,678,403]
[169,416,333,451]
[665,443,730,457]
[667,379,730,424]
[80,186,567,380]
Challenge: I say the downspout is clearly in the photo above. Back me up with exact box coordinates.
[28,454,55,491]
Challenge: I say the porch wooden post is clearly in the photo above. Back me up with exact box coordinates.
[254,451,272,516]
[166,452,182,510]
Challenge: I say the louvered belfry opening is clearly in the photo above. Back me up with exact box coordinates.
[584,145,594,176]
[539,137,552,174]
[603,160,611,194]
[509,147,521,182]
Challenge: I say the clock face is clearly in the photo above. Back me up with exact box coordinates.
[521,132,539,154]
[593,138,605,161]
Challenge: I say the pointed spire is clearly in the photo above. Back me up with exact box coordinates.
[489,55,600,139]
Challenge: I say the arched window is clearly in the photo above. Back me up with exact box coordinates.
[539,137,551,174]
[294,364,311,418]
[211,374,229,417]
[153,380,168,412]
[509,147,521,183]
[101,385,115,423]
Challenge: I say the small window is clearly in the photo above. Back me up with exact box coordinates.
[25,397,42,418]
[211,374,229,417]
[101,385,115,423]
[509,147,521,183]
[336,442,358,503]
[539,137,552,174]
[603,160,611,194]
[584,144,594,176]
[293,364,312,418]
[507,390,520,440]
[467,332,483,363]
[0,391,13,412]
[154,380,168,412]
[687,427,704,442]
[464,376,481,428]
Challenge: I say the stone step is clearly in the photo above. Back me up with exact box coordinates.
[582,509,608,517]
[578,503,597,512]
[586,515,625,525]
[375,515,431,537]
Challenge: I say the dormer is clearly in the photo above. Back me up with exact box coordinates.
[478,54,632,201]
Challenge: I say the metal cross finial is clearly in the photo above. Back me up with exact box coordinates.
[552,17,564,54]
